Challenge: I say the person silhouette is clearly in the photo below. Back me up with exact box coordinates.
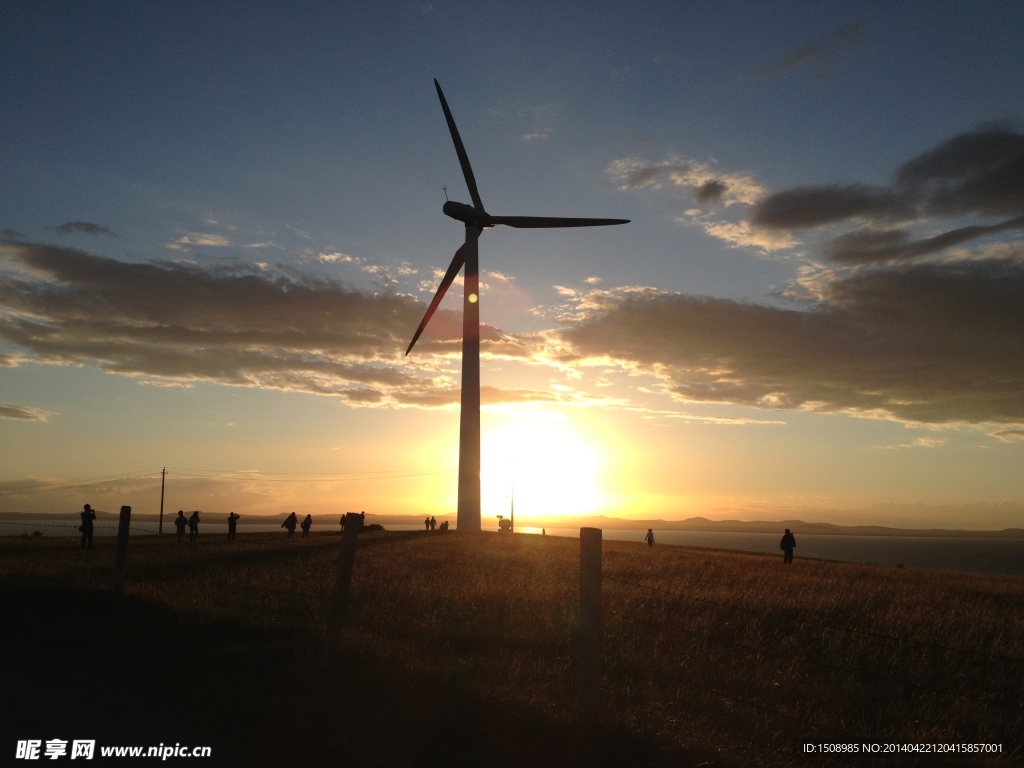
[645,528,655,547]
[425,516,431,531]
[79,503,96,549]
[301,514,312,538]
[174,510,187,543]
[282,511,298,538]
[227,512,240,541]
[430,516,437,531]
[780,528,796,564]
[188,511,200,542]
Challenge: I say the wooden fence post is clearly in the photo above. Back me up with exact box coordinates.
[579,526,602,743]
[113,505,131,594]
[325,512,363,648]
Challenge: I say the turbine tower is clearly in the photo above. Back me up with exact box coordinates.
[406,80,629,531]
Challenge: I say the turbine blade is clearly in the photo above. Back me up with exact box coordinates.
[435,79,485,212]
[405,244,467,356]
[487,216,630,228]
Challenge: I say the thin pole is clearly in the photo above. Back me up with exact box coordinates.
[158,467,166,535]
[326,512,363,648]
[579,527,602,740]
[113,505,131,594]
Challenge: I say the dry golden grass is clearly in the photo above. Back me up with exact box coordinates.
[2,529,1021,766]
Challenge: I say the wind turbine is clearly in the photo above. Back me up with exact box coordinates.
[406,79,629,531]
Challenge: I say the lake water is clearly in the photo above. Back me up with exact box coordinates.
[4,520,1022,577]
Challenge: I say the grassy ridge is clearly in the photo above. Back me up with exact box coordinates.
[2,530,1021,766]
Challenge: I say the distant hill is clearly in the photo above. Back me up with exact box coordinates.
[545,515,1024,538]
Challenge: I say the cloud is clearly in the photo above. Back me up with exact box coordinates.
[608,156,788,251]
[751,184,913,229]
[318,251,359,264]
[581,128,1024,426]
[550,257,1024,426]
[0,242,584,411]
[607,156,763,206]
[989,429,1024,443]
[165,233,231,250]
[697,220,799,252]
[0,402,53,421]
[894,127,1024,218]
[750,127,1024,263]
[49,221,118,237]
[823,216,1024,265]
[1,228,26,239]
[877,436,950,450]
[751,22,867,81]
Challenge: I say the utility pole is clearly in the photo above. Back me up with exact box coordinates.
[158,467,166,535]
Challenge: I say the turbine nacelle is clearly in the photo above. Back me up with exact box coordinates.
[443,200,491,229]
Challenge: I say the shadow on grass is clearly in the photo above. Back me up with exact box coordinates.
[3,583,693,768]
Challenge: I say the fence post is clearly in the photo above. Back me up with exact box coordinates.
[325,512,363,648]
[113,505,131,594]
[579,526,602,745]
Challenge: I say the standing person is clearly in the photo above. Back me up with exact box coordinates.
[301,514,312,538]
[780,528,796,564]
[188,511,200,542]
[282,511,298,538]
[174,510,187,543]
[430,516,437,531]
[79,503,96,550]
[425,516,430,531]
[645,528,655,547]
[227,512,240,541]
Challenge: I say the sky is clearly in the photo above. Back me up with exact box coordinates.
[2,1,1023,530]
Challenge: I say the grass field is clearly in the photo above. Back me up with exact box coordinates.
[2,529,1021,766]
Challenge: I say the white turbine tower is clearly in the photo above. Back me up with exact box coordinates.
[406,80,629,531]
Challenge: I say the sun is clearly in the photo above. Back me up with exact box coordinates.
[480,411,606,523]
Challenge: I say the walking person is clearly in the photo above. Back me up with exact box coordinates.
[282,511,298,538]
[301,514,312,538]
[780,528,796,564]
[645,528,655,547]
[188,511,200,542]
[174,510,187,543]
[79,503,96,550]
[227,512,240,541]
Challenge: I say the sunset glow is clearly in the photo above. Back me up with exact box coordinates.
[481,411,607,522]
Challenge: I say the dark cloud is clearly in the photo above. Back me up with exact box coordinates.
[751,23,866,80]
[751,184,912,229]
[824,216,1024,264]
[749,127,1024,266]
[1,228,25,239]
[554,258,1024,425]
[49,221,118,236]
[695,180,728,205]
[894,127,1024,217]
[0,242,558,408]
